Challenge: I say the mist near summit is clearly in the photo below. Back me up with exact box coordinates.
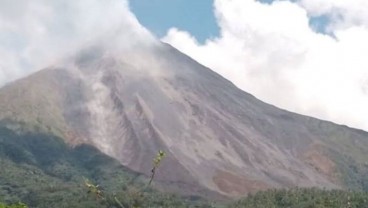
[1,0,368,132]
[0,0,154,85]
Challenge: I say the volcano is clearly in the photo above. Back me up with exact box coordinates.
[1,42,368,198]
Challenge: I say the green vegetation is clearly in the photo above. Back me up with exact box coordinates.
[0,202,27,208]
[328,148,368,192]
[81,150,209,208]
[2,124,368,207]
[0,126,209,207]
[149,150,166,186]
[230,188,368,208]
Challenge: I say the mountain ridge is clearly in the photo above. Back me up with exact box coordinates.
[1,42,368,199]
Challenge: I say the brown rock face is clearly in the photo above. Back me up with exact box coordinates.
[213,170,270,196]
[1,43,368,199]
[301,143,339,184]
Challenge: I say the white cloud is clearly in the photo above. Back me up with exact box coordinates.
[162,0,368,131]
[0,0,154,85]
[300,0,368,30]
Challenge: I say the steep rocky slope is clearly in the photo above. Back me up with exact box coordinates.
[1,42,368,198]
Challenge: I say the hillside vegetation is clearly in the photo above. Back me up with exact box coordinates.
[2,124,368,207]
[230,188,368,208]
[0,125,213,207]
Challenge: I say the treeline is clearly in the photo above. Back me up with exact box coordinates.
[2,127,368,207]
[3,188,368,208]
[230,188,368,208]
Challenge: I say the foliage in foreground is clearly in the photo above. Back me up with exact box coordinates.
[0,202,27,208]
[3,125,368,207]
[230,188,368,208]
[4,188,368,208]
[80,150,218,207]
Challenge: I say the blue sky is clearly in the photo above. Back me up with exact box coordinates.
[129,0,219,43]
[130,0,330,43]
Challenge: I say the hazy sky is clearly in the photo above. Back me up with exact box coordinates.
[0,0,368,132]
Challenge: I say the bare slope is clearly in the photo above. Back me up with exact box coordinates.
[1,43,368,198]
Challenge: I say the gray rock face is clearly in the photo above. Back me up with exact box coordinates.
[2,42,368,198]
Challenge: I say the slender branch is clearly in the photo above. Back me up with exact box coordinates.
[114,196,126,208]
[148,167,156,186]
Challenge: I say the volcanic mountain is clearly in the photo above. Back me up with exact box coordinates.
[1,42,368,199]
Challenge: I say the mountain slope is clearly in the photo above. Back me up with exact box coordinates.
[0,124,219,207]
[1,42,368,198]
[0,125,154,207]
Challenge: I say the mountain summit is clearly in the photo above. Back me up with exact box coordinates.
[1,42,368,198]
